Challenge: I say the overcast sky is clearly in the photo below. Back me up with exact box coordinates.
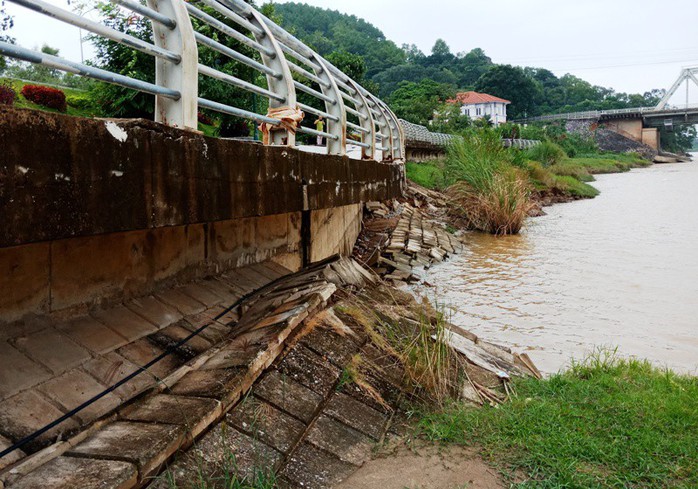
[5,0,698,104]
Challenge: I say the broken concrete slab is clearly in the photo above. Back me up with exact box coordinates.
[323,392,388,440]
[305,414,373,466]
[11,328,91,375]
[227,396,305,453]
[169,367,245,400]
[254,370,323,424]
[279,442,357,488]
[0,342,51,400]
[68,421,185,479]
[37,368,121,425]
[277,344,340,397]
[7,456,137,489]
[150,423,282,489]
[56,315,129,355]
[0,390,78,453]
[120,394,220,438]
[92,305,159,343]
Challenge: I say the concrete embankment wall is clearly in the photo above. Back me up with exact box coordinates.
[0,107,404,322]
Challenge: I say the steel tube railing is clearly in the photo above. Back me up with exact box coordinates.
[2,0,404,160]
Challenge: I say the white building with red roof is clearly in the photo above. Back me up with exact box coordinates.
[448,91,511,126]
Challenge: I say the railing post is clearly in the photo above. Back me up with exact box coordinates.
[313,56,346,156]
[380,101,404,160]
[367,94,394,161]
[147,0,198,130]
[246,8,297,146]
[348,80,376,161]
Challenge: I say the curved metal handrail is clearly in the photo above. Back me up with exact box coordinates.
[0,0,404,162]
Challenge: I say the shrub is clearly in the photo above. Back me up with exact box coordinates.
[65,94,95,110]
[21,84,67,111]
[0,81,15,106]
[197,111,214,125]
[526,140,566,167]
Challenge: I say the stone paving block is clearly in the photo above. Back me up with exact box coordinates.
[260,261,292,277]
[0,433,25,471]
[125,295,182,329]
[200,342,265,370]
[279,441,356,489]
[82,352,153,402]
[198,279,242,304]
[254,370,323,424]
[338,373,401,415]
[232,267,271,290]
[300,326,361,368]
[179,316,230,344]
[121,394,219,437]
[0,390,78,452]
[305,414,373,466]
[0,315,51,342]
[8,455,137,489]
[151,323,212,356]
[155,288,207,316]
[179,283,224,309]
[116,338,184,383]
[68,421,185,478]
[277,344,340,397]
[92,305,159,343]
[37,369,121,425]
[227,396,305,453]
[217,275,254,297]
[323,392,388,440]
[0,341,51,400]
[169,367,245,400]
[214,275,251,298]
[247,263,281,282]
[56,315,129,355]
[149,423,282,489]
[12,328,91,376]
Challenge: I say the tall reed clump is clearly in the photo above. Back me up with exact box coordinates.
[526,140,567,167]
[445,132,533,235]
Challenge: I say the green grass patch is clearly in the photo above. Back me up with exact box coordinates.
[418,351,698,488]
[2,77,101,118]
[406,160,449,190]
[553,175,600,198]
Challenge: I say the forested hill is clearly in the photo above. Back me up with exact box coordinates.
[274,2,663,125]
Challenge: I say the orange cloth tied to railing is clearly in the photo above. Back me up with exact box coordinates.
[259,105,305,144]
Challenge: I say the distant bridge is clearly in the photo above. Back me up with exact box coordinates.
[516,67,698,150]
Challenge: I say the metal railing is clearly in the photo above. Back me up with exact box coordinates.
[517,104,698,123]
[0,0,404,162]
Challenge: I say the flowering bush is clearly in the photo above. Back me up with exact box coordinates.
[197,111,214,125]
[21,84,67,112]
[0,81,15,106]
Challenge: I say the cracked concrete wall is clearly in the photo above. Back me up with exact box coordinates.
[0,107,404,322]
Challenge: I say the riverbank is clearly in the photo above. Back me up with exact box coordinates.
[347,158,698,487]
[418,350,698,488]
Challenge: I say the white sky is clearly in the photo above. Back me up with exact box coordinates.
[6,0,698,105]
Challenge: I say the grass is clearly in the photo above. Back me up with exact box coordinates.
[445,133,533,235]
[1,77,101,118]
[526,141,566,167]
[417,350,698,488]
[406,160,449,190]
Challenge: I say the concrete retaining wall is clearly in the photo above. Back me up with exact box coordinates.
[0,107,404,322]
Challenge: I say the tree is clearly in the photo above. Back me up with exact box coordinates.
[475,65,539,119]
[326,50,366,84]
[425,38,454,68]
[431,101,471,133]
[455,48,492,87]
[0,0,14,74]
[388,79,455,125]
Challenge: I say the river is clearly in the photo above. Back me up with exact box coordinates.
[420,158,698,375]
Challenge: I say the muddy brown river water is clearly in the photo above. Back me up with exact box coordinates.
[420,159,698,375]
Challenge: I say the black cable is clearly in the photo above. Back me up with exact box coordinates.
[0,287,256,461]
